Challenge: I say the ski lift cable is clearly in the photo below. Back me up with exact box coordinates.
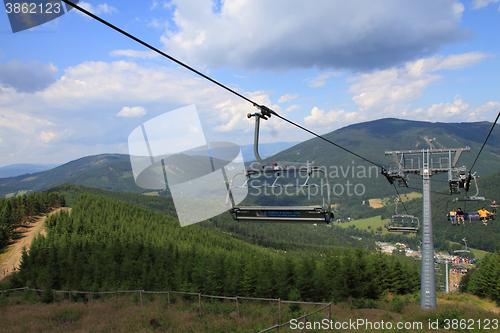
[470,111,500,172]
[392,184,410,215]
[60,0,388,173]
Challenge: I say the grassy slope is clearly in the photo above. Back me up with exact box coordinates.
[0,291,498,332]
[337,215,389,235]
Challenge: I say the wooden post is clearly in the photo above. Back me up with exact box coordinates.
[88,292,91,302]
[327,303,331,321]
[69,291,71,303]
[53,290,56,302]
[278,298,282,325]
[300,314,307,333]
[236,297,239,316]
[198,293,201,316]
[167,292,170,305]
[140,290,143,306]
[115,291,117,301]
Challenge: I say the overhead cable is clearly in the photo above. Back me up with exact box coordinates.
[470,111,500,172]
[60,0,386,173]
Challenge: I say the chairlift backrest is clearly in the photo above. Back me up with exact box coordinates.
[385,198,420,233]
[227,109,334,223]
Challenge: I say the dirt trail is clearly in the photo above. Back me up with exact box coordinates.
[0,207,69,283]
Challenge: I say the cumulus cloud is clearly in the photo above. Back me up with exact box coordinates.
[0,60,58,93]
[160,0,469,71]
[304,107,365,132]
[0,60,292,165]
[150,0,159,10]
[467,101,500,121]
[40,131,56,143]
[472,0,500,9]
[348,52,490,115]
[413,97,500,122]
[117,106,147,117]
[285,105,301,112]
[77,2,118,15]
[414,95,469,119]
[109,50,159,59]
[147,18,170,29]
[278,94,298,103]
[305,72,343,88]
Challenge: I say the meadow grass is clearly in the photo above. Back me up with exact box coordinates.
[1,291,498,332]
[337,215,389,234]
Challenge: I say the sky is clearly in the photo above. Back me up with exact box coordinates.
[0,0,499,167]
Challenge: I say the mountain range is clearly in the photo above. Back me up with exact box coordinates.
[0,163,60,178]
[1,118,499,201]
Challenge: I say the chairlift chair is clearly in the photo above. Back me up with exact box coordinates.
[385,198,420,233]
[445,172,495,223]
[227,107,334,223]
[454,238,470,254]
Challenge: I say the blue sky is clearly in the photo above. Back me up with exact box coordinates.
[0,0,499,167]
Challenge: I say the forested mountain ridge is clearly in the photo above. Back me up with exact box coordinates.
[0,154,139,198]
[269,118,500,201]
[2,118,499,203]
[46,184,376,251]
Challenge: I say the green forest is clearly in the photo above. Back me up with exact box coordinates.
[0,192,65,246]
[2,182,500,306]
[8,194,420,303]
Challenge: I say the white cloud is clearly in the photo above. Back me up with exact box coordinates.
[468,101,500,121]
[212,92,274,132]
[278,94,298,103]
[414,95,469,119]
[348,52,490,117]
[305,72,343,88]
[160,0,468,71]
[0,60,291,165]
[117,106,147,118]
[40,131,56,143]
[285,105,301,112]
[0,110,54,135]
[109,50,159,59]
[147,18,170,29]
[304,107,365,132]
[411,96,500,123]
[472,0,500,9]
[77,2,118,15]
[150,0,159,10]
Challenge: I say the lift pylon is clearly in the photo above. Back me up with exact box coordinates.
[385,147,469,310]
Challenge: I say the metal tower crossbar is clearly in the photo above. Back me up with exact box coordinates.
[384,148,469,310]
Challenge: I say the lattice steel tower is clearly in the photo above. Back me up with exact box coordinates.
[384,148,469,309]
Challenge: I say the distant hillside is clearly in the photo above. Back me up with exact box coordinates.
[0,163,59,178]
[2,118,500,204]
[0,154,142,197]
[266,118,500,203]
[0,142,298,198]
